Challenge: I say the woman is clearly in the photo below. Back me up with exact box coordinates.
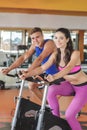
[19,28,87,130]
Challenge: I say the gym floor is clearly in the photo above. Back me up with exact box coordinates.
[0,87,87,130]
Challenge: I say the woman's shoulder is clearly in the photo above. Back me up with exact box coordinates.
[71,50,81,63]
[72,50,80,55]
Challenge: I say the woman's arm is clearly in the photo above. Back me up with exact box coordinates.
[46,50,81,82]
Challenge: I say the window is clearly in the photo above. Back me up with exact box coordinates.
[1,31,11,51]
[43,30,54,40]
[0,30,23,52]
[11,31,22,50]
[84,32,87,63]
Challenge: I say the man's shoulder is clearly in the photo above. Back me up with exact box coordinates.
[44,39,54,46]
[44,39,56,49]
[44,39,53,42]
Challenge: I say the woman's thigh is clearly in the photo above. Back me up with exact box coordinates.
[48,81,75,96]
[66,85,87,116]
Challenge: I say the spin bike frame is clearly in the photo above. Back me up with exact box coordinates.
[10,74,49,130]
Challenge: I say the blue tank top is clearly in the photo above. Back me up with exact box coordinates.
[35,39,58,75]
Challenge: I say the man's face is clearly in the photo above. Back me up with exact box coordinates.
[30,32,44,47]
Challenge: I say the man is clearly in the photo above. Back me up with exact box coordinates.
[1,27,58,103]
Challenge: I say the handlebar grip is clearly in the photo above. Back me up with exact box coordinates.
[50,78,65,85]
[6,72,65,85]
[6,74,18,77]
[25,77,41,82]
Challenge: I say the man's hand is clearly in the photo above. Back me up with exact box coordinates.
[1,68,10,75]
[18,70,45,83]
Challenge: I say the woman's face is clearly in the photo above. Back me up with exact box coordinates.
[54,31,69,49]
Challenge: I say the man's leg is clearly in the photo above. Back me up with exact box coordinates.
[28,82,43,104]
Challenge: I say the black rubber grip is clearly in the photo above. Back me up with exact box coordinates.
[6,73,18,77]
[50,78,65,85]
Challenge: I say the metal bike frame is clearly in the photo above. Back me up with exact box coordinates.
[11,79,49,130]
[11,80,25,130]
[36,82,49,130]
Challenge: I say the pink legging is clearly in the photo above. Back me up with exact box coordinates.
[47,81,87,130]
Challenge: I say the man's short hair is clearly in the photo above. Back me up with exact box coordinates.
[29,27,43,35]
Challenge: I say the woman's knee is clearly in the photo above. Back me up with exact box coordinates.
[47,85,58,99]
[65,110,75,121]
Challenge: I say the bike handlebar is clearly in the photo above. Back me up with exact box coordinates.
[6,71,65,85]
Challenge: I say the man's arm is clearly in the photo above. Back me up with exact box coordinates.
[1,44,35,74]
[19,52,56,80]
[27,40,57,71]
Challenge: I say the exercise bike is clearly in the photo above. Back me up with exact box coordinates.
[7,72,71,130]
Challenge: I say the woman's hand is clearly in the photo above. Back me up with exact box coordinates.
[46,74,55,82]
[18,71,29,80]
